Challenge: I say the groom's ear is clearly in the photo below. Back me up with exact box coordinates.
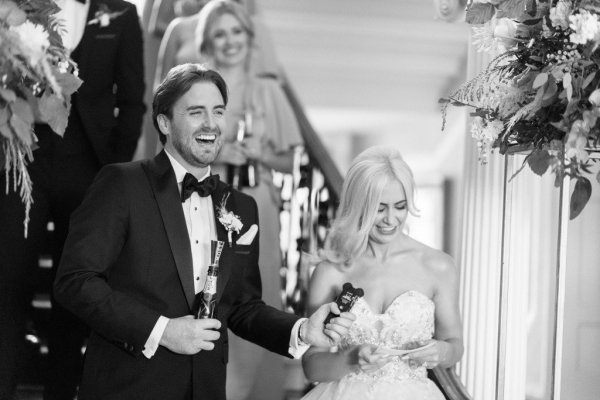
[157,114,171,136]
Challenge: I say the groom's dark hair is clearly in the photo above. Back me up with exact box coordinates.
[153,63,228,145]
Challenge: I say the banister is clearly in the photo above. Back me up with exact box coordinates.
[279,76,343,200]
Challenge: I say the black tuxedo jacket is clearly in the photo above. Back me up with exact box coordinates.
[63,0,145,164]
[54,151,299,400]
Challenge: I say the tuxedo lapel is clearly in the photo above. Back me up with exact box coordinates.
[211,182,233,306]
[71,0,98,69]
[143,152,195,311]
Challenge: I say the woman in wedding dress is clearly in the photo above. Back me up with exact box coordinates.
[301,146,464,400]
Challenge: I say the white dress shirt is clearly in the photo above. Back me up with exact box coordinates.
[143,151,308,358]
[55,0,90,54]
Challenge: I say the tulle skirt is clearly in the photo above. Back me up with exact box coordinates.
[301,370,444,400]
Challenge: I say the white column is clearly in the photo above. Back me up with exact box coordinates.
[455,38,505,400]
[455,43,561,400]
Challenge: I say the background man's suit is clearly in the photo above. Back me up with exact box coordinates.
[54,151,300,400]
[0,0,145,398]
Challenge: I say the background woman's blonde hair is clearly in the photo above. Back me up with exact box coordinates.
[321,146,420,265]
[195,0,255,58]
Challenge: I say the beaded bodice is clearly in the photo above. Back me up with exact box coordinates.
[339,290,435,382]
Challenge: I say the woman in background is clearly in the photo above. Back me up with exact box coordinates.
[195,1,303,399]
[301,146,463,400]
[155,0,279,88]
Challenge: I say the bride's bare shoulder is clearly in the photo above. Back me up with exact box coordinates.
[307,261,349,312]
[312,260,348,282]
[420,246,457,280]
[405,238,456,276]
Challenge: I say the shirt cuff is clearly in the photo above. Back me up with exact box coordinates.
[288,317,310,359]
[142,316,169,359]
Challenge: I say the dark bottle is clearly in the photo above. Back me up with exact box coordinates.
[197,240,225,319]
[227,111,258,189]
[324,282,364,325]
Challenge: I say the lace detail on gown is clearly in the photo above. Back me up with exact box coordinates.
[301,290,445,400]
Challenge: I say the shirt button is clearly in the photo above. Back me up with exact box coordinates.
[195,240,198,244]
[196,277,200,281]
[194,207,197,211]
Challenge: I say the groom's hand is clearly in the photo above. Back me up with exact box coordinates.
[303,303,356,348]
[159,315,221,355]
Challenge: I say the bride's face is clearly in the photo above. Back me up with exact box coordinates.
[208,13,250,68]
[369,179,408,244]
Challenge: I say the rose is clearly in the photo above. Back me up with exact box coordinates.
[550,0,572,30]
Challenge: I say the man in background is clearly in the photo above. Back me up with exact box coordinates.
[0,0,145,398]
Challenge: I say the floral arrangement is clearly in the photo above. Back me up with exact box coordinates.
[217,192,243,246]
[441,0,600,218]
[1,0,81,235]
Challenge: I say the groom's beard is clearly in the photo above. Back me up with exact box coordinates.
[173,126,224,168]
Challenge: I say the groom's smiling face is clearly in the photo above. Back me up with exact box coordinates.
[161,81,226,170]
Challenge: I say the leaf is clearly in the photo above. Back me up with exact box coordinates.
[0,107,12,139]
[563,72,573,101]
[527,149,552,175]
[438,98,451,104]
[37,93,70,136]
[582,71,596,89]
[542,78,558,105]
[52,69,83,96]
[570,177,592,219]
[0,88,17,103]
[496,0,527,19]
[9,99,34,145]
[465,3,496,24]
[526,0,537,16]
[521,17,543,25]
[532,72,548,89]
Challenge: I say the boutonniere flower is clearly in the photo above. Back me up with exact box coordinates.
[217,193,243,247]
[88,4,125,28]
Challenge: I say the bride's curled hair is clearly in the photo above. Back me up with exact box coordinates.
[321,146,420,265]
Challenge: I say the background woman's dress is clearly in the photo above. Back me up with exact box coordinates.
[301,290,445,400]
[212,75,303,399]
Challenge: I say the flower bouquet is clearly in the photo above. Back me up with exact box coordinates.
[441,0,600,218]
[1,0,82,234]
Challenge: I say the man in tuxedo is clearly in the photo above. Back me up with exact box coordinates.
[53,64,355,400]
[0,0,144,399]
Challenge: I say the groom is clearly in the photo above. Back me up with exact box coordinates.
[54,63,354,400]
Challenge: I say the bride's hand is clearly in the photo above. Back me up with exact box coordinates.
[353,344,391,373]
[402,340,450,369]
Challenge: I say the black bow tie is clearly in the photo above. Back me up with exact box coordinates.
[181,173,219,202]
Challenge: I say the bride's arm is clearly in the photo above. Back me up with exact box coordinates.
[303,344,391,382]
[431,253,464,367]
[302,345,358,382]
[302,262,386,381]
[405,252,464,369]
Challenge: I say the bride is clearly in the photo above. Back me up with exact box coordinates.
[301,146,464,400]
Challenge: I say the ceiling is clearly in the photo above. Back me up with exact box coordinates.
[257,0,471,174]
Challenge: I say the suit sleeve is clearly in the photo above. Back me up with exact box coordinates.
[54,165,159,355]
[226,194,299,357]
[111,3,146,163]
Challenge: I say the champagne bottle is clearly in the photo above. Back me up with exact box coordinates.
[227,111,258,189]
[197,240,225,319]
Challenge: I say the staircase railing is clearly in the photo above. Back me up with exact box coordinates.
[278,74,472,400]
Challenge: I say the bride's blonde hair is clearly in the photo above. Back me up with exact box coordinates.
[321,146,419,265]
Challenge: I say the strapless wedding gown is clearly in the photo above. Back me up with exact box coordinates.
[301,290,445,400]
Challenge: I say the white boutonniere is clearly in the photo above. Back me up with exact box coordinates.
[88,4,125,28]
[217,193,243,247]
